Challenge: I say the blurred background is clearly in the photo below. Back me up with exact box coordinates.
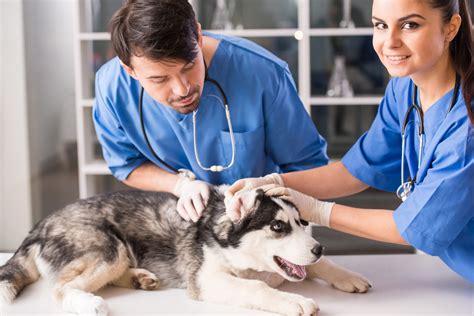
[2,0,472,253]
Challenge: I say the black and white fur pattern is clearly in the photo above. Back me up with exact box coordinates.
[0,187,371,315]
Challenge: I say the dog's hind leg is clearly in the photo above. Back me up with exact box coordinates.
[0,244,40,306]
[52,248,130,316]
[112,268,160,290]
[306,256,372,293]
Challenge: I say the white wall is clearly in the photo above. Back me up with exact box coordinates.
[23,0,76,177]
[0,0,76,251]
[0,0,33,251]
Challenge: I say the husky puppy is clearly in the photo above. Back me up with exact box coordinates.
[0,187,371,315]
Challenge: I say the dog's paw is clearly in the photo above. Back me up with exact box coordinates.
[280,293,320,316]
[329,271,372,293]
[62,290,108,316]
[132,270,160,290]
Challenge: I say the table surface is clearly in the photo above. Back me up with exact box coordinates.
[0,253,472,316]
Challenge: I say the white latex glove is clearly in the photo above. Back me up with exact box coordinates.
[260,184,335,227]
[224,173,283,207]
[173,176,210,222]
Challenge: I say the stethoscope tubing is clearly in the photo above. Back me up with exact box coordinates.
[397,75,461,201]
[139,74,234,174]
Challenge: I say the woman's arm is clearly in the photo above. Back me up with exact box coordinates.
[281,161,369,200]
[330,204,408,245]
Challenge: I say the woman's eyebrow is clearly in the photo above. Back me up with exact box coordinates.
[372,13,426,22]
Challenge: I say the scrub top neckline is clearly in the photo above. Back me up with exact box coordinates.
[415,83,460,133]
[416,83,459,117]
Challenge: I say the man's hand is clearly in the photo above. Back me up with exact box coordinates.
[173,177,210,222]
[259,184,335,226]
[224,173,283,205]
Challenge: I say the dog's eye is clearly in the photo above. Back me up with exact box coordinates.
[270,220,285,232]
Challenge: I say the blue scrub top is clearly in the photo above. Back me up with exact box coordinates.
[93,32,328,185]
[342,77,474,283]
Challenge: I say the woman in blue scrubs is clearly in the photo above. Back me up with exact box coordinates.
[226,0,474,283]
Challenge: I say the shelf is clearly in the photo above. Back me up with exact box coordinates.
[77,27,374,41]
[74,0,385,198]
[81,97,383,108]
[308,28,373,37]
[82,160,110,175]
[80,99,95,108]
[78,32,110,40]
[311,96,383,105]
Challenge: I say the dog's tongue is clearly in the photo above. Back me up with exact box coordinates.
[283,258,307,279]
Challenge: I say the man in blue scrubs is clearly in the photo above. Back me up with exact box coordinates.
[93,0,328,222]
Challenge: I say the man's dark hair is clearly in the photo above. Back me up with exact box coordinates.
[109,0,199,68]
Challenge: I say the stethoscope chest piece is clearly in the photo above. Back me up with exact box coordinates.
[396,179,414,202]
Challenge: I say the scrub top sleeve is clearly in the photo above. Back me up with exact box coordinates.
[341,78,402,192]
[93,80,147,181]
[394,129,474,255]
[264,65,329,172]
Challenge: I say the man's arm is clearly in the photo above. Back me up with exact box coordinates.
[281,161,369,200]
[122,162,178,193]
[123,162,210,222]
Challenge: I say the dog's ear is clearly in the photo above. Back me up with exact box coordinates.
[225,189,262,223]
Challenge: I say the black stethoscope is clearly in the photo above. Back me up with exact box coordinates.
[396,74,461,201]
[138,60,235,176]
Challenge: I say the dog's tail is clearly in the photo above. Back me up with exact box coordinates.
[0,237,40,306]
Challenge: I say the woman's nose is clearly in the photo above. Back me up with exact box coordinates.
[385,29,403,49]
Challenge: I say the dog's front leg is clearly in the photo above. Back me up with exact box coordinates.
[306,256,372,293]
[197,272,319,316]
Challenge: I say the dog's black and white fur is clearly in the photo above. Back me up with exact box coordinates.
[0,187,371,315]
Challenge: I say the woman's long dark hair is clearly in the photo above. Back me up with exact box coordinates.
[431,0,474,123]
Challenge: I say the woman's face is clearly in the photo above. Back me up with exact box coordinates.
[372,0,455,80]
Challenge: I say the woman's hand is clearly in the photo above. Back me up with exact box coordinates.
[224,173,283,201]
[260,184,335,226]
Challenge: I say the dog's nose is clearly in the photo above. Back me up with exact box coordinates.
[311,244,324,258]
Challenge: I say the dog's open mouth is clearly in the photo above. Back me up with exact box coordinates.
[273,256,307,280]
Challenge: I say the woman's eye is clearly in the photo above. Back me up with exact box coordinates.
[402,22,419,30]
[373,22,386,30]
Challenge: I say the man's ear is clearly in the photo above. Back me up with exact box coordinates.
[225,189,262,223]
[197,22,203,47]
[119,60,138,80]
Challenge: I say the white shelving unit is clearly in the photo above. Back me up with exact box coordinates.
[74,0,384,198]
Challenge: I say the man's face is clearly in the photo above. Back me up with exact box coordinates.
[125,48,206,114]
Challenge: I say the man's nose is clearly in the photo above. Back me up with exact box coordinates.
[172,76,190,97]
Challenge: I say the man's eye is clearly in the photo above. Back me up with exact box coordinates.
[151,79,166,84]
